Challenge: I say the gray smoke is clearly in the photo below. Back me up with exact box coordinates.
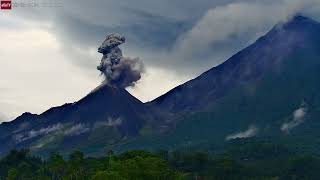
[97,33,144,88]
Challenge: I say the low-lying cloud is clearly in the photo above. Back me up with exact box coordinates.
[31,136,56,150]
[13,122,30,133]
[94,117,123,128]
[64,123,90,136]
[14,118,124,144]
[226,125,259,141]
[14,123,63,143]
[281,103,308,133]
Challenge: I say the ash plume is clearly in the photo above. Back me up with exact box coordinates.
[97,33,144,88]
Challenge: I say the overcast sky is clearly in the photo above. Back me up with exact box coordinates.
[1,0,320,122]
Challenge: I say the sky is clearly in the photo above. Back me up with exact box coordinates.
[1,0,320,122]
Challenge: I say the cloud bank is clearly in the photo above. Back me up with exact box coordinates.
[14,123,63,143]
[14,117,124,144]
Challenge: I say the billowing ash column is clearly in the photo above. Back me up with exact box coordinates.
[97,33,144,88]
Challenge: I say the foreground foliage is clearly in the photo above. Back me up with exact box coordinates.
[0,149,183,180]
[1,141,320,180]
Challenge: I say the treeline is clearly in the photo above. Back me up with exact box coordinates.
[0,149,182,180]
[1,142,320,179]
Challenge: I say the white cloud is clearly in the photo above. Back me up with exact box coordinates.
[31,136,55,149]
[15,123,63,143]
[281,104,308,133]
[174,0,320,63]
[94,117,123,128]
[0,23,99,119]
[127,66,191,102]
[14,123,91,145]
[226,125,258,140]
[64,124,90,136]
[13,122,30,133]
[0,112,9,123]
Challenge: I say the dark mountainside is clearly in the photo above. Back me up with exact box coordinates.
[120,15,320,151]
[149,15,320,118]
[0,84,152,156]
[1,15,320,156]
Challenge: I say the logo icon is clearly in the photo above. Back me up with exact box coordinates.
[1,0,12,10]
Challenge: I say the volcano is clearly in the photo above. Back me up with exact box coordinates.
[1,15,320,155]
[149,15,320,123]
[131,15,320,149]
[0,84,151,156]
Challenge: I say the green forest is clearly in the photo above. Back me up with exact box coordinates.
[1,140,320,180]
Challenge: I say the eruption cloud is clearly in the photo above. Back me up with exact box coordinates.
[97,33,144,88]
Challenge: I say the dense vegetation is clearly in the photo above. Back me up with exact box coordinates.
[1,141,320,180]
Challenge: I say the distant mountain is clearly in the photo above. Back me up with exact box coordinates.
[149,15,320,123]
[1,15,320,156]
[0,84,152,156]
[125,15,320,150]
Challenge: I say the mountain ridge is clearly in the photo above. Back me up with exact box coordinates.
[1,15,320,156]
[0,84,151,155]
[148,15,320,118]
